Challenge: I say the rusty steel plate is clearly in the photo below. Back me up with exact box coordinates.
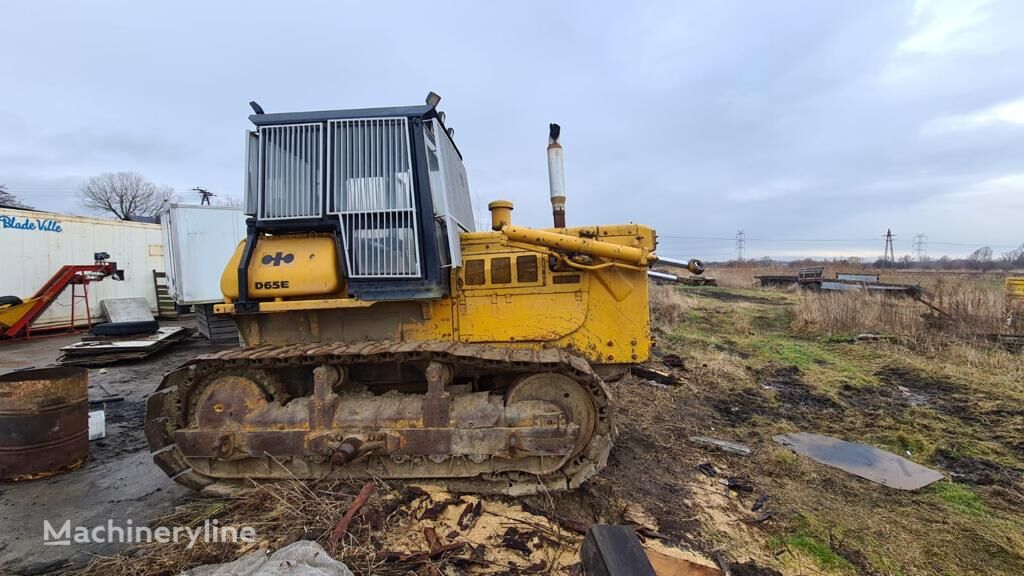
[0,367,90,481]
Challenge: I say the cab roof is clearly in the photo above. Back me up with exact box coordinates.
[248,104,437,127]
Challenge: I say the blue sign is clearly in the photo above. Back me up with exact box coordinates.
[0,215,63,233]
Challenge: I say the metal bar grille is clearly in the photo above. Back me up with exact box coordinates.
[425,119,474,267]
[259,123,323,220]
[434,121,475,234]
[328,117,420,278]
[244,130,258,215]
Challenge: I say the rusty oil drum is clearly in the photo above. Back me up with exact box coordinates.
[0,367,89,481]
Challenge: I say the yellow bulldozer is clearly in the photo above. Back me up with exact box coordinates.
[145,94,704,495]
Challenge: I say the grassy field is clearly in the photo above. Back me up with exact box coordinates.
[628,283,1024,574]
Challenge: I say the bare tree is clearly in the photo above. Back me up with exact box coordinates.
[968,246,993,262]
[1001,243,1024,266]
[78,172,175,220]
[216,194,243,208]
[0,184,32,209]
[967,246,994,271]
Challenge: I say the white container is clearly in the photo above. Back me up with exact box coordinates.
[0,208,165,329]
[161,204,247,305]
[89,410,106,440]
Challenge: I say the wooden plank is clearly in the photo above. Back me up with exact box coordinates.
[631,365,683,386]
[646,549,722,576]
[690,436,752,456]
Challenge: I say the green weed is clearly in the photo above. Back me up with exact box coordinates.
[932,482,986,517]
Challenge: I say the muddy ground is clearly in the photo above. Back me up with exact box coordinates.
[0,321,231,575]
[6,287,1024,575]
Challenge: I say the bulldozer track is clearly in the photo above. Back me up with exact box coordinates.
[145,340,615,496]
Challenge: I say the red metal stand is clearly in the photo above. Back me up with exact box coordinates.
[68,274,93,333]
[2,262,119,340]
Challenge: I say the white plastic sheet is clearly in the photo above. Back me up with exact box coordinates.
[181,541,353,576]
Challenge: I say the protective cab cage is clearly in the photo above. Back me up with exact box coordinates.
[236,104,475,310]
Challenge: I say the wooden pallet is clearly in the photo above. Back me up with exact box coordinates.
[195,303,240,345]
[58,327,193,366]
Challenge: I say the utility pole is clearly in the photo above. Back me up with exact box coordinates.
[883,229,896,269]
[735,230,746,261]
[193,187,215,205]
[912,233,928,262]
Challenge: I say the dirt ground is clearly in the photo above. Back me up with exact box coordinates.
[629,285,1024,575]
[7,286,1024,575]
[0,320,233,575]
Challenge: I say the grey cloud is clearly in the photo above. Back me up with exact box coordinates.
[0,0,1020,258]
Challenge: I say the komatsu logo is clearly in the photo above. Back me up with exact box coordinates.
[261,252,294,266]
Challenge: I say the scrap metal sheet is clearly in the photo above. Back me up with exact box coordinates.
[61,327,185,353]
[774,432,943,490]
[100,297,155,323]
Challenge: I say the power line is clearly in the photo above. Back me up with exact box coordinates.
[663,252,736,260]
[658,234,1015,249]
[4,190,79,195]
[662,235,885,243]
[927,241,1016,248]
[659,235,736,241]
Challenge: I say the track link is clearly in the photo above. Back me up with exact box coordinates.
[145,341,615,496]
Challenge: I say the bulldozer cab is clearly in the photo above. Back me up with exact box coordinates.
[236,100,474,307]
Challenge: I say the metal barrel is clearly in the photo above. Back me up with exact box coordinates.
[0,367,89,481]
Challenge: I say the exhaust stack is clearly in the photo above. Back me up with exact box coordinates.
[547,123,566,228]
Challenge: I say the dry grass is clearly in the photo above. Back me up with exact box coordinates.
[70,475,588,576]
[649,283,698,331]
[707,266,762,288]
[928,277,1007,333]
[70,478,405,576]
[792,291,930,339]
[792,279,1007,343]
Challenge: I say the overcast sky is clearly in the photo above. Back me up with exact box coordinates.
[2,0,1022,260]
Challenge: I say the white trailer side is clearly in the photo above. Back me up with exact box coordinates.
[161,204,247,305]
[0,208,164,328]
